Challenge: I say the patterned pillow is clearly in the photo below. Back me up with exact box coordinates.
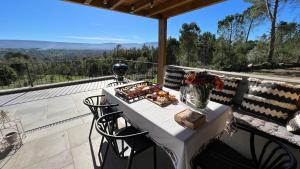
[287,111,300,134]
[164,66,185,90]
[241,78,300,125]
[210,76,241,105]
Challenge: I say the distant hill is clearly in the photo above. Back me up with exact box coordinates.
[0,40,158,50]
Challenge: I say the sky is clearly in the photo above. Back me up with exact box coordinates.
[0,0,299,44]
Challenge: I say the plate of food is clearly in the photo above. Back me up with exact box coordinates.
[115,82,162,103]
[146,90,178,107]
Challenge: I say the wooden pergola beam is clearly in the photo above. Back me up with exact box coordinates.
[144,0,194,17]
[110,0,125,10]
[157,19,167,84]
[84,0,93,5]
[65,0,225,19]
[132,1,151,13]
[161,0,225,18]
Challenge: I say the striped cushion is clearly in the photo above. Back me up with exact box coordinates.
[241,78,300,124]
[210,76,241,105]
[163,67,185,90]
[287,111,300,134]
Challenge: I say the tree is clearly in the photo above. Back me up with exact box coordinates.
[243,4,267,42]
[3,52,31,76]
[167,37,180,65]
[265,0,279,63]
[179,22,201,66]
[245,0,300,62]
[218,14,247,44]
[247,35,269,64]
[275,22,300,62]
[213,37,230,68]
[217,14,246,66]
[0,65,17,86]
[198,32,216,66]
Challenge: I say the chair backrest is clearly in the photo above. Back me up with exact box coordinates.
[83,95,119,117]
[83,95,106,118]
[237,124,297,169]
[95,112,148,158]
[107,81,127,87]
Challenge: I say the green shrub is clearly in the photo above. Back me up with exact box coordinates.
[0,65,17,86]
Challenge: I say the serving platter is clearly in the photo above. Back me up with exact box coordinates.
[146,97,178,107]
[114,81,161,103]
[146,90,179,107]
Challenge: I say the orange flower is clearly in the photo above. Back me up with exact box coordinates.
[214,77,224,90]
[185,72,196,85]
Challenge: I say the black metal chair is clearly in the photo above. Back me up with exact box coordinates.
[107,81,128,87]
[83,95,119,138]
[95,111,157,169]
[193,122,297,169]
[83,95,119,169]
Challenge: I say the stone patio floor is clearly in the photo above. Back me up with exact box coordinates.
[0,80,174,169]
[0,79,115,131]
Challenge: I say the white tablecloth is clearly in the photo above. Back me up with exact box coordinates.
[102,82,232,169]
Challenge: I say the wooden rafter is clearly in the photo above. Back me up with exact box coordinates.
[143,0,194,17]
[64,0,225,19]
[132,4,149,13]
[132,0,151,13]
[84,0,93,5]
[160,0,225,18]
[110,0,125,10]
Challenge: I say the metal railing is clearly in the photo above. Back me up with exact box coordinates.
[0,59,158,90]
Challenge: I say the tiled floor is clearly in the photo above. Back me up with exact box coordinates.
[0,80,114,131]
[0,80,114,107]
[2,115,174,169]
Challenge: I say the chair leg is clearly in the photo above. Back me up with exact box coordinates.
[98,136,104,162]
[153,145,157,169]
[89,117,95,141]
[101,144,110,169]
[126,149,135,169]
[89,117,97,169]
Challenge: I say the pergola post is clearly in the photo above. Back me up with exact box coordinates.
[157,19,167,84]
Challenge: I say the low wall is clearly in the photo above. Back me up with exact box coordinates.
[169,65,300,85]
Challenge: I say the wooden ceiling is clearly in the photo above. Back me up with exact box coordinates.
[64,0,225,19]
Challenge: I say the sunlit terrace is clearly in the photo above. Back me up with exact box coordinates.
[0,0,300,169]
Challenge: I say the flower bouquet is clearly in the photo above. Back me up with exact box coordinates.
[180,71,224,109]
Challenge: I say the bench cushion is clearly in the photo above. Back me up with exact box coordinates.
[164,66,185,91]
[210,76,241,106]
[240,78,300,125]
[287,111,300,134]
[233,111,300,148]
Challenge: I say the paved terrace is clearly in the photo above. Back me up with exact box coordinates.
[0,80,173,169]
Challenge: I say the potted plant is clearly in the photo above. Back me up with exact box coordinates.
[0,111,18,145]
[4,131,18,145]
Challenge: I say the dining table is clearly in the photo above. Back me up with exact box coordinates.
[102,81,233,169]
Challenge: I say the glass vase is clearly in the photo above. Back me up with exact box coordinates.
[189,85,211,110]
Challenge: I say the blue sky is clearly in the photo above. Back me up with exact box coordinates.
[0,0,299,44]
